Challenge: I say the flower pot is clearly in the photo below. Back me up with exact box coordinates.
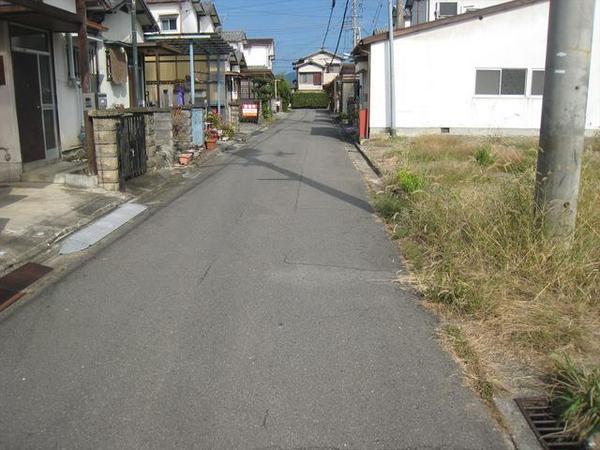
[205,139,218,151]
[178,152,194,165]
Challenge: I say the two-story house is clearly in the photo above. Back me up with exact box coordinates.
[293,50,343,92]
[0,0,157,181]
[143,0,237,119]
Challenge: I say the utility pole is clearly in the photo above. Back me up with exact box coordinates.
[388,0,396,137]
[130,0,139,107]
[534,0,596,241]
[351,0,361,47]
[396,0,405,29]
[344,0,362,49]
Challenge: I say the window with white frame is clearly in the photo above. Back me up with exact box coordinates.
[475,68,527,96]
[160,15,178,32]
[531,70,545,96]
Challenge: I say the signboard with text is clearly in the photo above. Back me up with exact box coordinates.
[241,101,259,122]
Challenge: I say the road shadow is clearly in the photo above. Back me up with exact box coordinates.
[237,147,373,213]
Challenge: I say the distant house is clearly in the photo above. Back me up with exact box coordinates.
[293,50,343,91]
[354,0,600,136]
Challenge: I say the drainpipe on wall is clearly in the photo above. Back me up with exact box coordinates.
[130,0,139,107]
[387,0,396,137]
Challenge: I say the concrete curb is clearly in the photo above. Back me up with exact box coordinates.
[353,140,382,178]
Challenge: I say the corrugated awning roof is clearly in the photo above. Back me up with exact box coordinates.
[144,33,233,55]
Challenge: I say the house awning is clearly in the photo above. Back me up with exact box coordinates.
[0,0,82,32]
[137,41,182,56]
[242,66,274,79]
[144,33,233,55]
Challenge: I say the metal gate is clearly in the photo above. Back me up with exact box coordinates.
[117,113,147,189]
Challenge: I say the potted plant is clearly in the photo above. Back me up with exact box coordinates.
[205,129,219,151]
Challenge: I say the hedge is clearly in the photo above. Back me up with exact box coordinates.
[291,91,329,109]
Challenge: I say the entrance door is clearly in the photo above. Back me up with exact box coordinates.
[12,52,45,163]
[10,25,59,163]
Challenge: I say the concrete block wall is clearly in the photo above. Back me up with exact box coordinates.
[93,117,120,192]
[154,111,175,166]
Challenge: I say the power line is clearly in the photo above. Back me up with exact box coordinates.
[321,0,336,49]
[331,0,350,64]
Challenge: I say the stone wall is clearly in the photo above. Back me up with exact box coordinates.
[90,106,206,191]
[92,116,120,191]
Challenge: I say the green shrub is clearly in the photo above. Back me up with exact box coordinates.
[291,91,329,109]
[372,193,407,220]
[475,144,495,166]
[396,169,426,193]
[550,355,600,440]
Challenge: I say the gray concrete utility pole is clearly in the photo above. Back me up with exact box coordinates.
[388,0,396,137]
[535,0,596,241]
[396,0,405,29]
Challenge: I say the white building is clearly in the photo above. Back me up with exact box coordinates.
[243,38,274,72]
[356,0,600,136]
[405,0,510,24]
[293,50,343,91]
[145,0,220,34]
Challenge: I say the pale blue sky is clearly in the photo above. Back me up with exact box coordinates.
[214,0,389,74]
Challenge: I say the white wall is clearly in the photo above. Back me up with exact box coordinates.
[244,43,273,69]
[43,0,76,13]
[369,0,600,134]
[0,21,22,181]
[148,2,198,33]
[198,14,215,33]
[53,34,82,150]
[102,9,145,43]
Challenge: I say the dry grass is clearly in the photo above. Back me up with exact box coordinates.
[366,134,600,406]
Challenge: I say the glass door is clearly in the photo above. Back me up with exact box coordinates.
[10,25,59,162]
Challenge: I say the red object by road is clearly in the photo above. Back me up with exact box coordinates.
[358,109,369,139]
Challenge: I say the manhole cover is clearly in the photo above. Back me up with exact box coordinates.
[0,262,53,311]
[515,397,585,449]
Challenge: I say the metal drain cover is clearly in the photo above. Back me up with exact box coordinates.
[515,397,584,449]
[0,262,53,311]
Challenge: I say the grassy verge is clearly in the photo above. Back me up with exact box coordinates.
[364,134,600,437]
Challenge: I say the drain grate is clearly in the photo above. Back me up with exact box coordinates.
[515,397,585,450]
[0,262,53,311]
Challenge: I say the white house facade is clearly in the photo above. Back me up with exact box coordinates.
[358,0,600,136]
[293,50,343,91]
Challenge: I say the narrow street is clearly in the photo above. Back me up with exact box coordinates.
[0,110,506,449]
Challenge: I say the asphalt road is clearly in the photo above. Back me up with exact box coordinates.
[0,110,507,449]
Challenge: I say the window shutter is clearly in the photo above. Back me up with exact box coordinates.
[313,72,322,85]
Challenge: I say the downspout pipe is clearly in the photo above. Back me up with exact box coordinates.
[130,0,139,107]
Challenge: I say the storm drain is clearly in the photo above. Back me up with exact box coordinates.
[515,397,585,450]
[0,262,53,311]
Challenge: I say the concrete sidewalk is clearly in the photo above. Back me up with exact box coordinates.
[0,183,124,274]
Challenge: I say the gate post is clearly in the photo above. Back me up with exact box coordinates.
[91,113,121,191]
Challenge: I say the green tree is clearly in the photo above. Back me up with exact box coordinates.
[252,78,274,119]
[275,75,292,112]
